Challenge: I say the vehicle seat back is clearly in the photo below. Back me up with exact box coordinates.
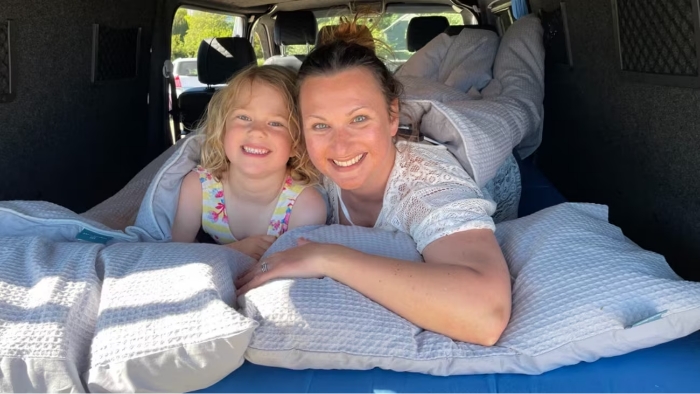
[178,37,255,133]
[406,16,450,52]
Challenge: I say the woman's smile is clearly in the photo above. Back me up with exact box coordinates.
[330,153,366,169]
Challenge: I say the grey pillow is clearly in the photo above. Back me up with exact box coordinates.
[240,204,700,375]
[85,243,258,392]
[0,236,102,392]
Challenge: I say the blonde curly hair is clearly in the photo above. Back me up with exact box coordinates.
[197,65,318,184]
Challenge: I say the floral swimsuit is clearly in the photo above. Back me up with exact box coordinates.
[195,166,305,244]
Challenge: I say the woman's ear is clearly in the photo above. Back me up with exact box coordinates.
[389,98,400,137]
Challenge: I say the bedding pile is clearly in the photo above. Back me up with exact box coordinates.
[397,14,545,181]
[2,199,700,392]
[1,14,699,394]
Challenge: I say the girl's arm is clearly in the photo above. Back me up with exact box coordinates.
[171,171,203,242]
[236,229,511,346]
[287,186,328,229]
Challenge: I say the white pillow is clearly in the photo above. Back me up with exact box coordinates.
[241,204,700,375]
[0,236,102,392]
[85,243,258,392]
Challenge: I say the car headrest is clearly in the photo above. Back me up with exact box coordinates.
[274,11,317,46]
[196,37,256,85]
[407,16,450,52]
[315,24,373,46]
[444,24,498,36]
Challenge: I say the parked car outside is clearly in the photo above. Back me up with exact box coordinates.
[172,57,206,96]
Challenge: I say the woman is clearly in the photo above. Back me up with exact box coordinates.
[235,18,512,346]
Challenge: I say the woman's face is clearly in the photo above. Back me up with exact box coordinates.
[299,67,399,193]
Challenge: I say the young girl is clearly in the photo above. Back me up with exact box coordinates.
[171,65,327,260]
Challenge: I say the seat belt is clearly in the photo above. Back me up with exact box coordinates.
[163,60,182,139]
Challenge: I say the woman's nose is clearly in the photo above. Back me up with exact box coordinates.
[330,127,352,152]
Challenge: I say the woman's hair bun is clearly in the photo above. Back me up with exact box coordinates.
[318,15,376,52]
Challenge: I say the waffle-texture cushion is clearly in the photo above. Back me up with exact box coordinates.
[84,243,258,392]
[241,204,700,375]
[0,237,102,392]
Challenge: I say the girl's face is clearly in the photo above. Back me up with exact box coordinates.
[299,67,399,194]
[223,79,293,179]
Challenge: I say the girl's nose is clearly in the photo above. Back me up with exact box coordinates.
[248,121,267,136]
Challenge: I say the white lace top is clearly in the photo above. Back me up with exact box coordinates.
[323,141,497,253]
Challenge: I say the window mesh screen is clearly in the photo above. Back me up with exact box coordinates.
[0,21,10,97]
[617,0,698,76]
[93,25,141,82]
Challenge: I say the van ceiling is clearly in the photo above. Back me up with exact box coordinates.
[208,0,455,12]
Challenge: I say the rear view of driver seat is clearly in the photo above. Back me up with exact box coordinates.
[178,37,256,133]
[406,16,450,52]
[263,11,317,70]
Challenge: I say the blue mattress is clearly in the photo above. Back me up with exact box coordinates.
[199,159,700,392]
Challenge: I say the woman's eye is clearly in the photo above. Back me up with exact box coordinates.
[353,115,367,123]
[237,115,251,121]
[313,123,329,130]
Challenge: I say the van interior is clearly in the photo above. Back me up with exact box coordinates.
[1,0,699,392]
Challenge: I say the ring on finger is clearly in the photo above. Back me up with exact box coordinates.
[260,261,269,273]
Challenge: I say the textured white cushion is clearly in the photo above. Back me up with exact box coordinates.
[85,243,258,393]
[241,204,700,375]
[0,236,102,392]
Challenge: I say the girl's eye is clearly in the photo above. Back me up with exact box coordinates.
[313,123,329,130]
[237,115,251,121]
[269,121,284,127]
[352,115,367,123]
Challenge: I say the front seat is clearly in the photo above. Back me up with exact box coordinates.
[178,37,256,133]
[264,10,317,70]
[406,16,450,52]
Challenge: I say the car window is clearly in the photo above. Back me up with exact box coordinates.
[170,7,245,61]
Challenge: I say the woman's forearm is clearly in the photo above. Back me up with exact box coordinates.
[324,249,511,346]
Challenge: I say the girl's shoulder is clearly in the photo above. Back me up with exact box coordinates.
[285,182,329,228]
[178,171,205,205]
[193,165,210,177]
[192,165,220,186]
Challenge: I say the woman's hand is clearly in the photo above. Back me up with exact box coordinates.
[226,235,277,261]
[234,238,354,296]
